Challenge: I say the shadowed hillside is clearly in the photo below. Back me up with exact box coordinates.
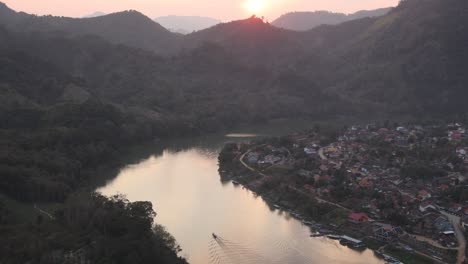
[1,0,468,262]
[272,7,392,31]
[0,2,181,54]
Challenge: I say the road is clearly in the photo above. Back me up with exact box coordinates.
[318,147,327,160]
[315,196,352,212]
[239,145,268,177]
[240,145,463,263]
[440,211,466,264]
[240,146,351,212]
[34,204,55,220]
[412,234,457,250]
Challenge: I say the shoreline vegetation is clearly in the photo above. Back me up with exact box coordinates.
[218,122,468,264]
[1,0,468,262]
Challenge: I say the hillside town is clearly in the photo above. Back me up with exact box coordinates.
[219,122,468,264]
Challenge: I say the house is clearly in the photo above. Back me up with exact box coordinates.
[419,201,437,213]
[433,216,453,233]
[396,126,408,133]
[247,152,259,164]
[462,216,468,230]
[319,165,329,172]
[417,190,432,201]
[359,177,372,188]
[261,155,282,165]
[449,131,462,141]
[297,169,313,179]
[448,203,462,214]
[348,212,369,224]
[319,188,330,196]
[437,184,450,192]
[304,147,315,155]
[374,224,403,242]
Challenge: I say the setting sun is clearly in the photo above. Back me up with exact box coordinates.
[243,0,265,15]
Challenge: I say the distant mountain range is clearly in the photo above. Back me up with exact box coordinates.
[154,15,221,34]
[272,7,393,31]
[0,0,467,116]
[82,11,106,18]
[1,0,468,229]
[0,3,181,54]
[5,0,468,262]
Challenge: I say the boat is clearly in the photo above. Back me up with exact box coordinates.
[326,234,342,240]
[310,233,324,237]
[212,233,218,240]
[373,250,384,258]
[348,243,366,251]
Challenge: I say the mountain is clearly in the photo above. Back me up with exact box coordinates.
[154,15,221,34]
[0,23,349,205]
[2,0,467,116]
[82,11,106,18]
[296,0,468,114]
[183,0,468,115]
[0,2,181,54]
[184,16,311,67]
[1,0,468,261]
[272,7,392,31]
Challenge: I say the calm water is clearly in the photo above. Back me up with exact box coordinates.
[97,120,384,264]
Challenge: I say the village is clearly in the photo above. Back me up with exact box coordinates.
[219,122,468,264]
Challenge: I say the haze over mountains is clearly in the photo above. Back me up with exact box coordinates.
[0,3,181,54]
[154,15,221,34]
[272,7,393,31]
[82,11,106,18]
[1,0,468,262]
[1,0,468,114]
[1,0,467,119]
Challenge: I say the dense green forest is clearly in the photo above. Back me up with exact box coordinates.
[0,0,467,262]
[0,193,188,264]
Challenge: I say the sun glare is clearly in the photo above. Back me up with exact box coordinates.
[243,0,265,15]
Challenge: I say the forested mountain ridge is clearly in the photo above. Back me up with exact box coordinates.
[0,25,348,202]
[1,0,468,262]
[0,2,182,54]
[181,0,468,115]
[301,0,468,115]
[272,7,392,31]
[1,0,468,204]
[0,37,190,263]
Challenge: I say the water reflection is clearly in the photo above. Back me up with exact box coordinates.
[97,120,384,264]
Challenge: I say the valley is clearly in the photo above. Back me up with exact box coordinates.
[0,0,467,263]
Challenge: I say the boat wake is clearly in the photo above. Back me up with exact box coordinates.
[209,234,315,264]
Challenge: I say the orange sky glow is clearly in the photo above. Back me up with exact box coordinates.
[2,0,400,21]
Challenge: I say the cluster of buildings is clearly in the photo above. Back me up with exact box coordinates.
[319,124,467,247]
[238,122,468,261]
[246,145,290,167]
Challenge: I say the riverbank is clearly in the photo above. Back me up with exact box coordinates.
[217,125,464,264]
[98,123,389,264]
[219,150,439,264]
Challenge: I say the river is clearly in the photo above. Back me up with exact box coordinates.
[97,120,384,264]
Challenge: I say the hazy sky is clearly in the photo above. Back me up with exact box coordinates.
[3,0,399,21]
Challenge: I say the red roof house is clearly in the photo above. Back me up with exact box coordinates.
[348,212,369,223]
